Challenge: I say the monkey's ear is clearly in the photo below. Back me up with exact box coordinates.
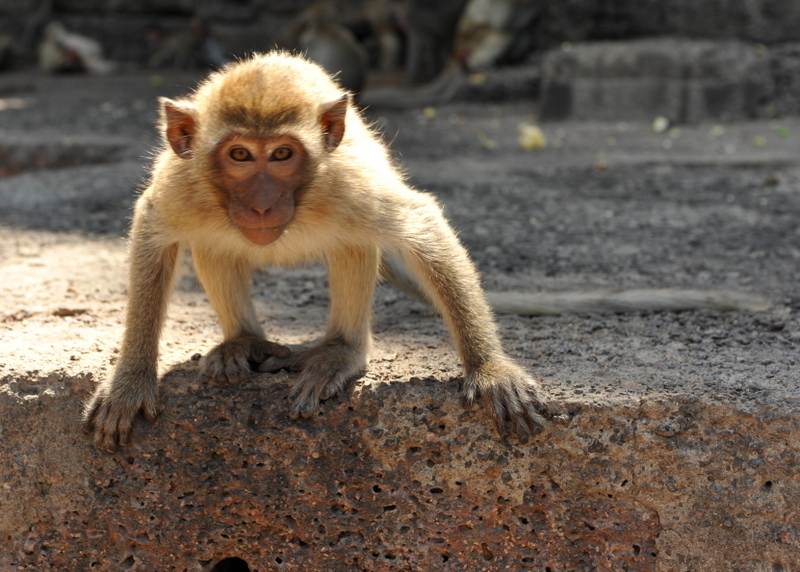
[160,97,197,159]
[319,95,349,152]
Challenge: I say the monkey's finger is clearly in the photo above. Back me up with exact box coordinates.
[289,376,316,401]
[117,412,134,447]
[295,404,319,419]
[501,391,533,439]
[91,403,111,444]
[94,414,118,452]
[82,396,102,432]
[290,394,320,420]
[100,427,118,452]
[259,355,300,373]
[539,398,578,420]
[296,392,322,419]
[290,376,325,419]
[513,383,549,428]
[199,355,221,381]
[523,388,550,415]
[252,340,292,361]
[461,382,479,408]
[522,401,549,431]
[487,394,510,438]
[224,352,250,383]
[142,400,159,422]
[513,414,532,442]
[319,374,348,400]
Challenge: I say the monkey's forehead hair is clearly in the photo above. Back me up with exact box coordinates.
[193,52,345,132]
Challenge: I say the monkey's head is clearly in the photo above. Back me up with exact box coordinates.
[159,53,349,246]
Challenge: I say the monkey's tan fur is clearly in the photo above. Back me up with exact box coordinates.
[84,52,547,450]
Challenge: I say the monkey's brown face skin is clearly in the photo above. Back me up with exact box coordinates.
[212,134,310,246]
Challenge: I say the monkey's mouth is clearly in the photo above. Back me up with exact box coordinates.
[237,224,287,246]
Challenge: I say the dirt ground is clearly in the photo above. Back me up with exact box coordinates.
[1,71,798,410]
[1,71,800,571]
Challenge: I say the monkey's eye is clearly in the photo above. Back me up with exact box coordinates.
[271,146,293,161]
[229,147,253,162]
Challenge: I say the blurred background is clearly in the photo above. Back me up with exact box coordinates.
[2,0,800,297]
[2,0,800,119]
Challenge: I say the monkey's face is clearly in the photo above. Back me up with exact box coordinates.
[159,87,348,248]
[211,134,310,246]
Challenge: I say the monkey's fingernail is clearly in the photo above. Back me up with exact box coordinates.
[525,406,549,429]
[99,434,116,453]
[461,389,478,408]
[514,416,530,438]
[259,358,282,372]
[274,346,291,358]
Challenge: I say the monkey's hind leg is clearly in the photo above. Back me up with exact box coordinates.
[192,247,290,384]
[260,245,379,418]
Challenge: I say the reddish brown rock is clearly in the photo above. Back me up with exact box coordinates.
[0,367,797,571]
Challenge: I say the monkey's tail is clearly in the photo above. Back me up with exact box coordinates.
[380,254,770,315]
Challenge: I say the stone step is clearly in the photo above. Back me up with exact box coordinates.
[540,38,772,123]
[0,369,797,570]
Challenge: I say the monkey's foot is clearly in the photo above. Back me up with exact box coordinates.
[259,339,367,419]
[83,371,159,451]
[463,359,549,440]
[201,334,290,384]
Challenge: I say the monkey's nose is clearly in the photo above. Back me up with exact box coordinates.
[251,206,271,216]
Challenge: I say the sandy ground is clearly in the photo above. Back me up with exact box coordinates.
[1,71,799,413]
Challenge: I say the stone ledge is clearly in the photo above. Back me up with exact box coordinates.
[0,367,797,570]
[540,39,771,122]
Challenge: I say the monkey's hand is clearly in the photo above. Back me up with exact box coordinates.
[259,339,367,419]
[463,359,549,440]
[201,334,291,384]
[83,368,159,451]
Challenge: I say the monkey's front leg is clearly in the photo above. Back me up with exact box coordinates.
[84,206,178,450]
[260,245,379,418]
[392,196,549,438]
[192,247,290,383]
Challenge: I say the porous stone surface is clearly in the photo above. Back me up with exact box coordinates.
[540,39,771,122]
[1,73,800,571]
[3,370,798,571]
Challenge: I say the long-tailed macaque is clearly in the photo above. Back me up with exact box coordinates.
[279,1,368,94]
[83,52,548,451]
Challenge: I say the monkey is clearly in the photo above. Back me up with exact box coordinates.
[279,1,368,95]
[362,0,404,72]
[405,0,468,84]
[38,21,115,75]
[147,16,227,70]
[83,51,548,451]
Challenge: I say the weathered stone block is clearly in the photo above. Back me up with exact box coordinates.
[768,43,800,116]
[540,39,772,122]
[0,370,798,570]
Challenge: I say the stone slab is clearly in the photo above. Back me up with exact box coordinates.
[540,39,771,122]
